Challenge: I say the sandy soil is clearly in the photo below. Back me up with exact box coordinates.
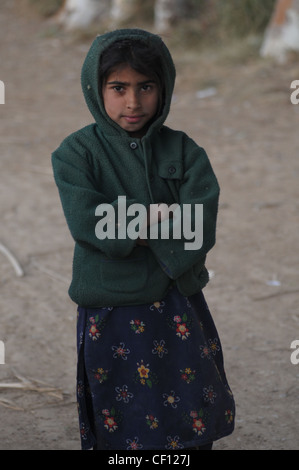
[0,0,299,450]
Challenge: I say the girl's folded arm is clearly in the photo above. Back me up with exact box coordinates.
[52,144,138,259]
[146,145,220,279]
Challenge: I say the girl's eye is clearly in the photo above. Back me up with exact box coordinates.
[141,84,152,92]
[113,86,124,92]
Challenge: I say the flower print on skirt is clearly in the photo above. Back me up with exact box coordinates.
[76,287,235,450]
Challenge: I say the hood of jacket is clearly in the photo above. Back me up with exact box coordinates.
[81,28,176,138]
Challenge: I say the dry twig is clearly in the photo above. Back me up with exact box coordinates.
[0,242,24,277]
[30,259,70,284]
[253,289,299,301]
[0,372,64,400]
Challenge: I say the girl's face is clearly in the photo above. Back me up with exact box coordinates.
[102,65,160,138]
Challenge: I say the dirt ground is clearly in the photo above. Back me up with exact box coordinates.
[0,0,299,451]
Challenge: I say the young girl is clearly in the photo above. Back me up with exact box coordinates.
[52,28,235,451]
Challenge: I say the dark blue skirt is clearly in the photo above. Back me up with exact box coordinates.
[76,287,235,450]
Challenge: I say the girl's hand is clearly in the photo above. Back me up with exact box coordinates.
[147,203,174,225]
[136,204,173,246]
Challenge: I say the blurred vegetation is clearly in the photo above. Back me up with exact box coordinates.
[181,0,276,40]
[164,0,276,60]
[213,0,276,37]
[28,0,276,43]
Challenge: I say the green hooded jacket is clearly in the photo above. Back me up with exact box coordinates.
[52,29,220,308]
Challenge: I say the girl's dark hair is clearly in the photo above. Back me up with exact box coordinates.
[99,39,165,113]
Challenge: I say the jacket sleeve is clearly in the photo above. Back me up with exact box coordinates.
[146,138,220,279]
[52,137,138,259]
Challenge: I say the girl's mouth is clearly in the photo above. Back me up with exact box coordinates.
[123,115,144,123]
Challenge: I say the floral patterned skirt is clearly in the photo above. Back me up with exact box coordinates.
[76,287,235,450]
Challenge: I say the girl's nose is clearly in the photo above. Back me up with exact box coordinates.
[126,90,141,109]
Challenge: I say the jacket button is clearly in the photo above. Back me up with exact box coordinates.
[168,166,176,174]
[130,142,138,149]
